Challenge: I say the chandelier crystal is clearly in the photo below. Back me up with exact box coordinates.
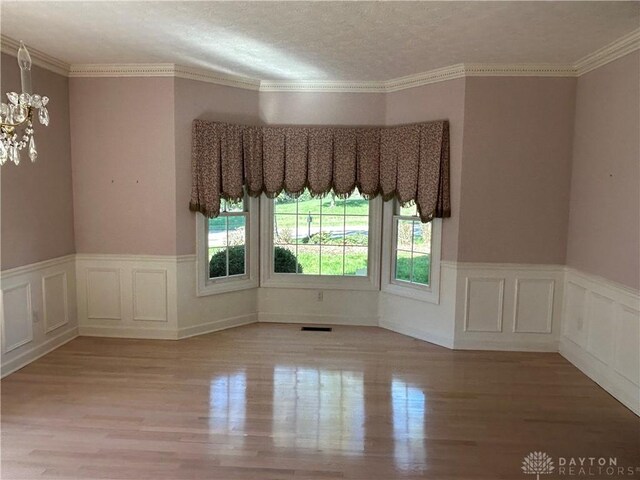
[0,42,50,166]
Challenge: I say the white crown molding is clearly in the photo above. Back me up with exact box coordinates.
[259,79,386,93]
[3,27,639,92]
[574,27,640,76]
[383,64,467,92]
[0,35,70,76]
[173,65,261,91]
[69,63,176,78]
[69,63,261,90]
[462,63,576,78]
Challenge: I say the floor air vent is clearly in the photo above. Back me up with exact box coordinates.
[301,326,332,332]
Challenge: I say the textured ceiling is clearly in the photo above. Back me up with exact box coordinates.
[1,1,639,81]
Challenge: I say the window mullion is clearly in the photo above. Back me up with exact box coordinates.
[225,215,229,277]
[410,220,415,283]
[343,201,346,276]
[295,196,299,274]
[319,197,323,276]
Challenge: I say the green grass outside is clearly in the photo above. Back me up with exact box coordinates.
[208,245,429,284]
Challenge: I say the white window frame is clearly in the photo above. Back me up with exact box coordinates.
[381,201,441,304]
[260,193,382,291]
[196,196,259,296]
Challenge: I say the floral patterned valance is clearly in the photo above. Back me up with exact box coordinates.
[189,120,450,223]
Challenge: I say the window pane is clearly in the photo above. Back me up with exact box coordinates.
[413,222,431,254]
[321,192,343,213]
[396,219,413,250]
[302,193,323,214]
[395,250,412,282]
[297,245,320,275]
[320,246,344,275]
[399,204,417,217]
[345,192,369,216]
[412,253,430,286]
[274,215,296,245]
[274,245,299,274]
[227,216,246,246]
[344,246,368,276]
[221,198,244,213]
[344,215,369,238]
[227,245,246,276]
[321,215,345,245]
[298,213,315,244]
[209,217,228,247]
[274,192,296,214]
[209,247,228,278]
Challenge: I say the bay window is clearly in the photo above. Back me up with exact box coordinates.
[261,189,382,290]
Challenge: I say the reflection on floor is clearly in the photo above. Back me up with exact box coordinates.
[2,323,639,479]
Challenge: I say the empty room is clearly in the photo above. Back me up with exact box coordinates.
[1,1,639,479]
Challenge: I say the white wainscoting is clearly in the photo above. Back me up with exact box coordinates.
[453,263,564,351]
[378,262,457,348]
[258,288,379,327]
[176,256,258,338]
[560,268,640,416]
[76,254,179,339]
[77,254,258,339]
[1,255,78,377]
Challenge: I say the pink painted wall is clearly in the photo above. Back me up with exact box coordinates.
[69,77,176,255]
[385,79,466,261]
[457,76,576,264]
[259,91,385,126]
[1,53,75,269]
[566,52,640,290]
[174,78,260,255]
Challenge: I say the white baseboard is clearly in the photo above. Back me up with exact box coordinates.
[78,325,179,340]
[177,313,257,339]
[1,325,78,378]
[380,319,454,349]
[259,312,378,326]
[560,337,639,416]
[453,337,558,352]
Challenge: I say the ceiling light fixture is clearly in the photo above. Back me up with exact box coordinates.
[0,42,50,166]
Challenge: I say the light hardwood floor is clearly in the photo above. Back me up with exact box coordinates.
[2,323,639,480]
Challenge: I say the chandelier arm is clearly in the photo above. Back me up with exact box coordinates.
[0,107,33,132]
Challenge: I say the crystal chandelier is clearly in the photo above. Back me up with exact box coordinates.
[0,42,50,166]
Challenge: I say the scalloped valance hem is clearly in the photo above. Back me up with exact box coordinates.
[190,120,450,223]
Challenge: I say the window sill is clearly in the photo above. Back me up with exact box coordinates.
[381,281,440,304]
[196,276,258,297]
[261,273,379,291]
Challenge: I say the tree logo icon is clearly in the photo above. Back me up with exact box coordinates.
[522,451,555,479]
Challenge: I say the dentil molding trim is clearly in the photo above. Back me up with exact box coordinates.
[2,27,639,92]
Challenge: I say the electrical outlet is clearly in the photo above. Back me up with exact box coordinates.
[317,291,323,302]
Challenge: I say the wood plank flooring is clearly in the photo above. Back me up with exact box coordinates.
[2,323,639,479]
